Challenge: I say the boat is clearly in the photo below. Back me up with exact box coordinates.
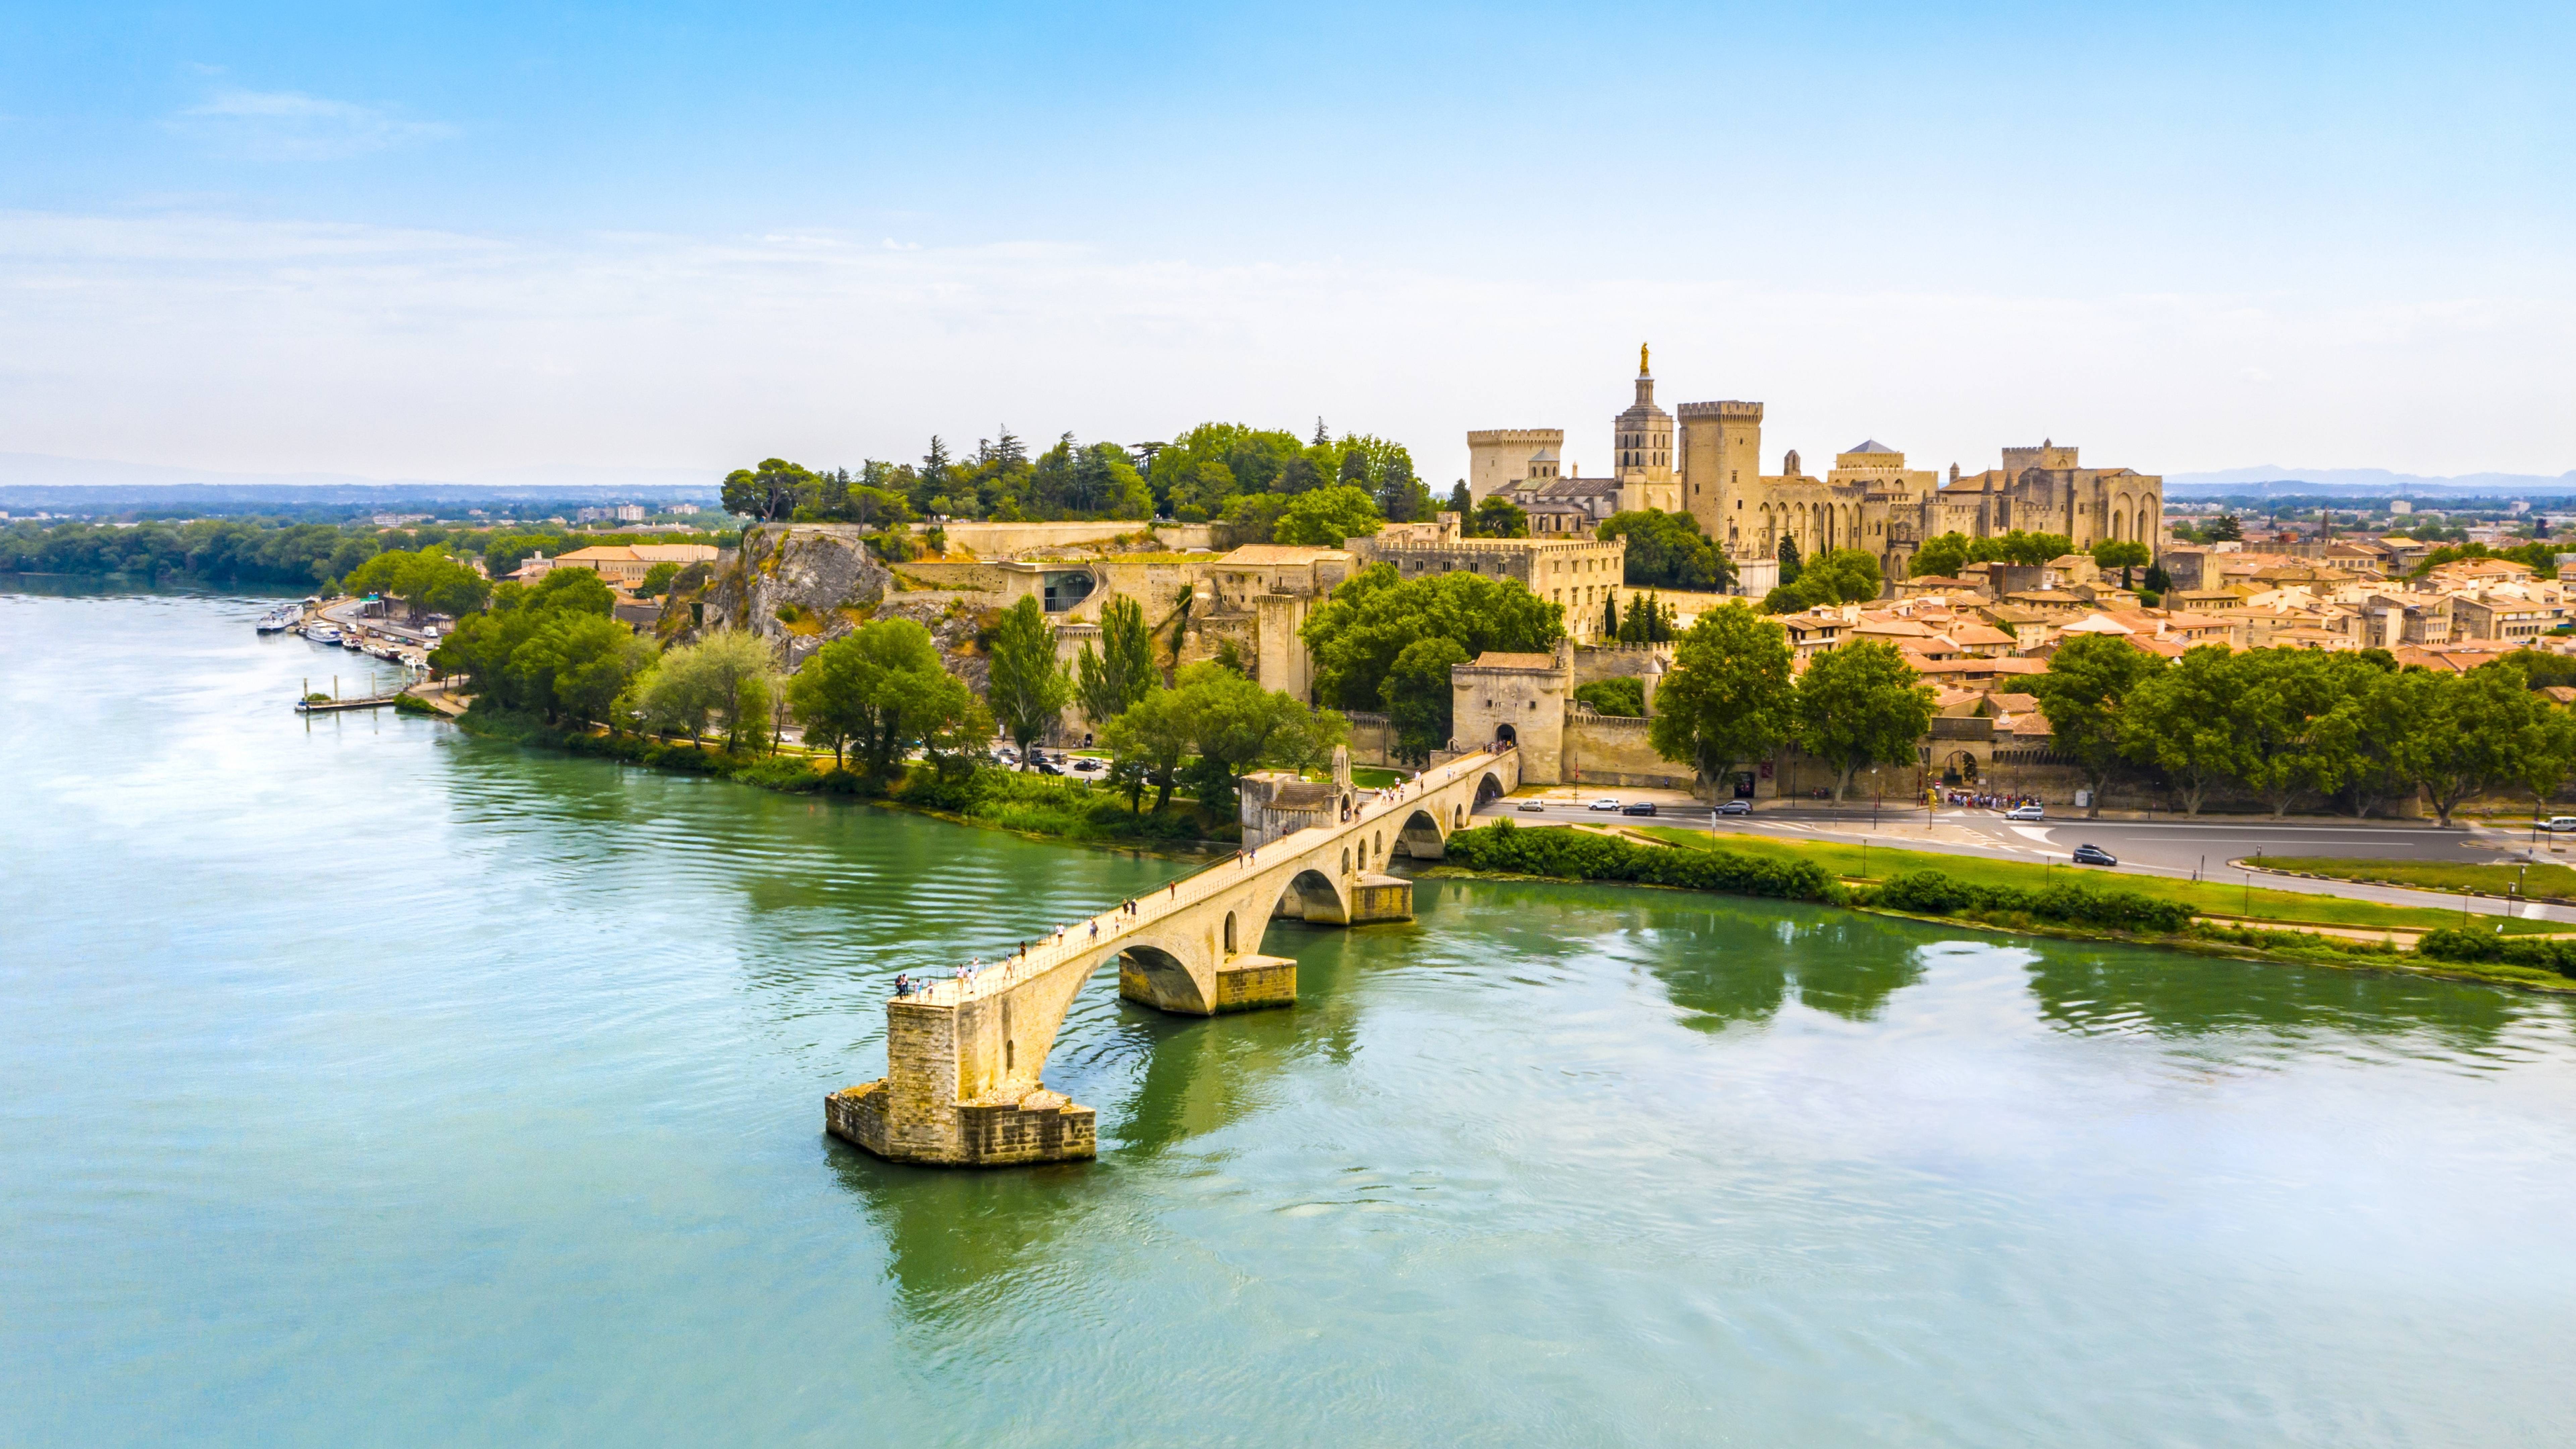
[307,626,342,645]
[341,632,366,650]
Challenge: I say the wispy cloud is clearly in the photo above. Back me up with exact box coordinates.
[171,89,455,161]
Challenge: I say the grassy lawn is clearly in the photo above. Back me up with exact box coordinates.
[1629,826,2564,936]
[2260,856,2576,899]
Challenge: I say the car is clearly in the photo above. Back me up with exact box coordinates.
[1716,799,1752,816]
[1620,802,1657,817]
[2546,817,2576,833]
[1588,797,1622,811]
[1517,799,1547,813]
[2003,804,2046,821]
[1072,758,1103,773]
[1033,759,1063,776]
[2070,843,2117,867]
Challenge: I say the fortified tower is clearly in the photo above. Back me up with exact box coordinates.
[1612,344,1677,511]
[1677,398,1764,554]
[1465,428,1564,502]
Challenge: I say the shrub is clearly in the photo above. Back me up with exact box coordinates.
[1864,869,2193,933]
[2418,927,2576,976]
[1444,820,1842,902]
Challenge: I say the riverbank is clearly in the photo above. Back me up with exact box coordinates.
[1427,820,2576,995]
[443,705,1240,853]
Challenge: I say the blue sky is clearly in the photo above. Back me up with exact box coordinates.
[2,1,2570,483]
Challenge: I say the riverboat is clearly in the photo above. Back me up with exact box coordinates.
[306,626,342,645]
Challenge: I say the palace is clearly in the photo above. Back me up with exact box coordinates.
[1473,351,2163,575]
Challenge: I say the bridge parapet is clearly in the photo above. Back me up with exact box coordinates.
[826,745,1519,1166]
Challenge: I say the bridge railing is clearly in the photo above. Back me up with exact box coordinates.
[891,748,1509,1008]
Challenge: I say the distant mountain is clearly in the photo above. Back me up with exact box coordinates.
[2167,465,2576,498]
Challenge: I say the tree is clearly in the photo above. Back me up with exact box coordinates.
[1101,685,1192,812]
[2117,644,2244,815]
[1777,534,1802,586]
[2207,513,2244,542]
[1217,491,1291,545]
[1170,661,1348,811]
[1446,481,1473,516]
[1302,565,1563,712]
[1909,532,1971,579]
[630,629,780,751]
[788,618,963,774]
[635,560,683,598]
[1381,636,1470,764]
[524,566,618,616]
[1616,590,1675,643]
[2232,649,2356,817]
[2373,667,2528,827]
[984,596,1069,766]
[1649,605,1796,802]
[1074,593,1157,729]
[1374,450,1432,523]
[2091,539,2152,588]
[2514,690,2576,832]
[720,458,821,521]
[1574,677,1644,717]
[1993,530,2075,566]
[1764,548,1883,612]
[340,546,491,621]
[1598,510,1730,591]
[1471,495,1529,538]
[428,565,645,723]
[1792,640,1934,801]
[1274,485,1386,547]
[2030,633,2163,817]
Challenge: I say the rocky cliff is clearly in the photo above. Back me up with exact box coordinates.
[663,523,1001,675]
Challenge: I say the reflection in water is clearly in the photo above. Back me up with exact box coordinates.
[2026,945,2525,1050]
[1635,900,1928,1027]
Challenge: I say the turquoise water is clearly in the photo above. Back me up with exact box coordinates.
[5,586,2575,1446]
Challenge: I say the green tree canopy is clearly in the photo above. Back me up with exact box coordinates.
[787,618,969,774]
[1599,509,1729,590]
[1792,640,1934,800]
[2030,633,2164,816]
[1101,684,1194,813]
[721,458,821,521]
[1649,604,1796,799]
[2091,539,2152,587]
[2116,643,2245,815]
[1075,594,1157,729]
[1762,548,1883,612]
[1301,564,1563,714]
[628,629,780,752]
[1470,496,1529,538]
[1381,636,1472,764]
[340,546,491,619]
[1574,677,1644,718]
[1274,485,1386,547]
[984,596,1070,765]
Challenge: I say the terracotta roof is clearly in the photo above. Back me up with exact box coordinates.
[1467,651,1559,671]
[1947,623,2014,645]
[1218,545,1353,566]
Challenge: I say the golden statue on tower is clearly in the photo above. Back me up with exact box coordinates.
[1639,342,1650,375]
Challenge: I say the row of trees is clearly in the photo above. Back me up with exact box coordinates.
[2032,635,2576,823]
[1762,541,1883,613]
[1647,610,1935,802]
[1,518,382,587]
[428,570,653,729]
[339,545,491,620]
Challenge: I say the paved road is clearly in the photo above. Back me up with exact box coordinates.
[1475,798,2576,926]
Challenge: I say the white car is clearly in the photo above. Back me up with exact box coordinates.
[2003,804,2046,821]
[2546,817,2576,833]
[1588,797,1622,811]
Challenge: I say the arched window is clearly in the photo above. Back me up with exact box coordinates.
[1342,847,1351,875]
[1223,912,1236,954]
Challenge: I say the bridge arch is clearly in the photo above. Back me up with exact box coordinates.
[1393,807,1446,859]
[1118,940,1210,1015]
[1269,867,1352,926]
[1475,771,1506,806]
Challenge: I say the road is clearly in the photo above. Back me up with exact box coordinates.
[1473,796,2576,926]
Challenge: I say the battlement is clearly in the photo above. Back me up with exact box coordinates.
[1676,400,1763,421]
[1466,428,1565,445]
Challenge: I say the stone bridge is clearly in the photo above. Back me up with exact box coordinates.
[827,746,1520,1166]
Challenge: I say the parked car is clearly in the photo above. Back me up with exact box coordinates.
[2070,843,2117,866]
[1588,797,1622,811]
[1717,799,1752,816]
[1620,802,1658,817]
[1033,759,1063,776]
[2546,817,2576,833]
[2003,804,2046,821]
[1517,799,1547,813]
[1072,757,1103,773]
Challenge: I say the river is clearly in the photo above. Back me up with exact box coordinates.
[5,584,2574,1447]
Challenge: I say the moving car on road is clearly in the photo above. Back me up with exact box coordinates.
[1588,798,1622,811]
[1517,799,1547,813]
[1621,802,1658,817]
[2004,804,2046,821]
[2070,843,2117,866]
[1716,799,1752,816]
[2546,817,2576,833]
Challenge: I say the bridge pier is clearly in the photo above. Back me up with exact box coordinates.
[1350,872,1415,924]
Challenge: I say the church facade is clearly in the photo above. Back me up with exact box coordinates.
[1470,352,2163,575]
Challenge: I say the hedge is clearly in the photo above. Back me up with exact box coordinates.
[1861,869,2194,934]
[2417,927,2576,976]
[1443,821,1843,902]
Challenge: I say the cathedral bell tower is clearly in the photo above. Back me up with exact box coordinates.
[1612,344,1677,513]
